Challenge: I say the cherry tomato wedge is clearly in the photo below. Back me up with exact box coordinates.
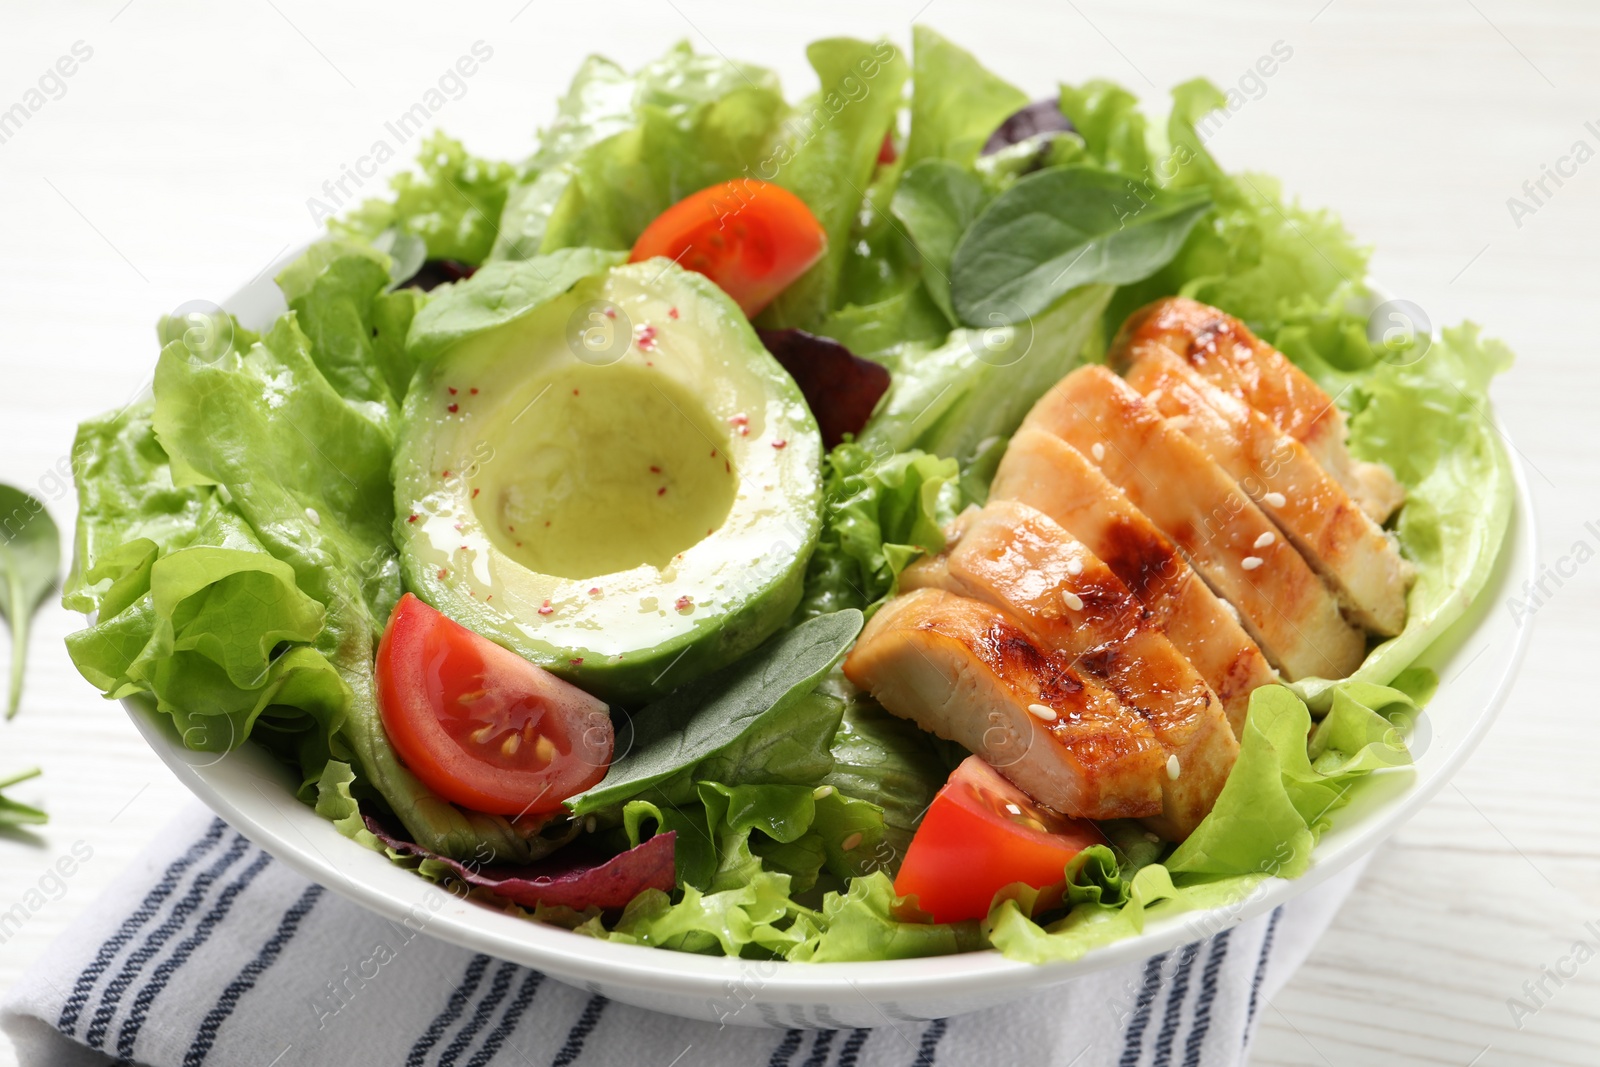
[893,756,1106,923]
[375,593,613,816]
[629,179,826,318]
[876,131,897,165]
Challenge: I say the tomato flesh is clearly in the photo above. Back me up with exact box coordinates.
[893,756,1105,923]
[375,593,613,815]
[629,179,826,318]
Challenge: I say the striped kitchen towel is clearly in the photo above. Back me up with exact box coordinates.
[2,804,1364,1067]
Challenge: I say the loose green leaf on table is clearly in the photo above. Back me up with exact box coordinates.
[569,610,864,814]
[0,485,61,719]
[949,165,1211,326]
[0,767,47,827]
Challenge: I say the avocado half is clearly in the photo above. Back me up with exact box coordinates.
[394,259,823,704]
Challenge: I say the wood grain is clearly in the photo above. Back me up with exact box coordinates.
[1,2,1594,1064]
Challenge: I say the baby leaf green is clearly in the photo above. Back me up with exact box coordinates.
[569,610,864,814]
[949,165,1211,326]
[0,767,46,827]
[0,485,60,719]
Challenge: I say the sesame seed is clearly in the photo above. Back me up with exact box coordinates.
[1264,491,1287,508]
[1027,703,1058,722]
[1222,600,1241,621]
[1062,591,1084,611]
[1091,442,1106,462]
[841,832,863,851]
[812,785,835,800]
[1004,803,1022,815]
[584,815,597,834]
[1166,755,1181,780]
[1145,831,1162,844]
[1242,556,1264,571]
[1254,531,1276,549]
[304,507,320,526]
[1066,559,1084,576]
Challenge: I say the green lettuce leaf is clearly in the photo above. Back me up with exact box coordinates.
[859,283,1112,488]
[760,39,909,329]
[903,25,1028,170]
[799,441,959,619]
[333,132,515,265]
[492,43,787,260]
[1294,324,1516,701]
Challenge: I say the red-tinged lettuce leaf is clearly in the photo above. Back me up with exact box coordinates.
[757,328,891,449]
[364,815,676,910]
[982,99,1075,155]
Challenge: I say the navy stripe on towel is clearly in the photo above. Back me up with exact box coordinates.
[409,955,492,1067]
[1152,941,1202,1067]
[59,819,227,1035]
[1118,952,1168,1067]
[550,993,607,1067]
[182,882,323,1067]
[86,834,251,1048]
[1182,931,1232,1067]
[439,961,518,1067]
[911,1017,948,1066]
[116,849,273,1060]
[1242,905,1284,1048]
[799,1029,835,1067]
[464,968,545,1067]
[835,1028,871,1067]
[768,1029,804,1067]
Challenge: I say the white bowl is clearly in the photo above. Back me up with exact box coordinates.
[123,265,1536,1029]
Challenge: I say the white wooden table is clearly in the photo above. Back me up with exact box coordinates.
[2,2,1595,1063]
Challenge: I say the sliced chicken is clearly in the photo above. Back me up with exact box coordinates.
[1024,366,1366,681]
[903,501,1239,839]
[1111,296,1405,523]
[1124,347,1412,636]
[843,587,1166,821]
[989,427,1275,730]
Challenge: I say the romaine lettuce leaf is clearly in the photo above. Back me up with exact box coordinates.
[903,26,1029,171]
[760,39,909,329]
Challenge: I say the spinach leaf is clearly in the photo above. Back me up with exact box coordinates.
[890,159,991,322]
[0,485,60,719]
[569,610,864,814]
[949,166,1211,326]
[0,767,46,827]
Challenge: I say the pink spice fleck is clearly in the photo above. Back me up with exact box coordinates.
[675,595,693,612]
[436,568,448,579]
[604,308,616,319]
[469,387,478,395]
[668,307,679,320]
[657,486,667,496]
[538,600,553,616]
[448,387,458,396]
[772,439,787,450]
[471,488,480,499]
[636,324,657,351]
[447,403,458,413]
[588,587,601,596]
[407,514,418,523]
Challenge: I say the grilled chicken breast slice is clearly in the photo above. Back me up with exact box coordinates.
[1025,366,1366,681]
[1111,297,1405,523]
[990,427,1275,731]
[843,587,1166,821]
[903,501,1239,839]
[1124,347,1412,636]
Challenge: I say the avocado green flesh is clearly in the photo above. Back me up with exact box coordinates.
[394,260,823,704]
[473,362,737,579]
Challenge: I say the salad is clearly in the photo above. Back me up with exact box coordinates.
[63,28,1514,964]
